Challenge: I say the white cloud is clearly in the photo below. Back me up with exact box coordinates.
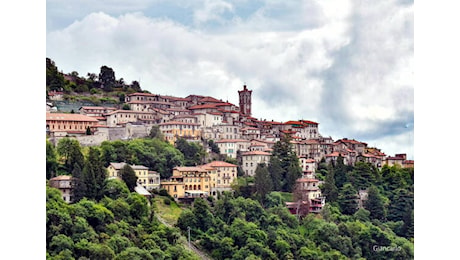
[46,0,413,158]
[193,0,234,25]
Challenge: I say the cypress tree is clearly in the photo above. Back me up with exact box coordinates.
[268,156,283,191]
[254,163,273,205]
[71,163,86,202]
[322,165,338,203]
[81,147,107,200]
[120,164,138,192]
[364,185,387,221]
[338,183,358,215]
[333,155,348,188]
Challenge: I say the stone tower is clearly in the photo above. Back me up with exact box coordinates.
[238,85,252,116]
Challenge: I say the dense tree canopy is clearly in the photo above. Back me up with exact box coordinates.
[46,133,414,259]
[100,138,184,179]
[46,184,199,259]
[270,135,302,192]
[176,191,413,260]
[174,138,205,166]
[56,138,84,175]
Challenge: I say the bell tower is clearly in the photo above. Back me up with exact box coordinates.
[238,84,252,116]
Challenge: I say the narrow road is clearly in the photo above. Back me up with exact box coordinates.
[155,214,212,260]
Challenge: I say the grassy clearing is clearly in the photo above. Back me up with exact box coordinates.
[153,196,183,226]
[278,191,293,202]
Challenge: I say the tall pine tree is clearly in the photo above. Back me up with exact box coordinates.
[322,165,338,203]
[338,183,358,215]
[71,163,86,202]
[268,156,283,191]
[120,164,138,192]
[333,155,348,188]
[271,134,302,192]
[81,147,107,200]
[56,138,84,174]
[364,185,387,221]
[254,163,273,205]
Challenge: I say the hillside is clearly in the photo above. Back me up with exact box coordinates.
[46,57,147,102]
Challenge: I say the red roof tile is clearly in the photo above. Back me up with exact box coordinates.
[202,161,238,168]
[188,104,218,110]
[46,113,99,122]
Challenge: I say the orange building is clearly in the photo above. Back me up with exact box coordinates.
[46,112,98,134]
[161,166,211,201]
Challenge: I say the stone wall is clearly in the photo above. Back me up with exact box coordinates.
[49,124,153,147]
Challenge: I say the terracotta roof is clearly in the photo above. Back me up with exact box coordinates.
[46,113,99,122]
[300,158,316,163]
[198,96,222,103]
[285,120,319,126]
[208,112,223,116]
[361,153,377,158]
[300,120,319,125]
[188,104,218,110]
[326,152,345,157]
[174,166,208,172]
[50,175,73,181]
[202,161,238,168]
[215,102,235,107]
[336,138,367,145]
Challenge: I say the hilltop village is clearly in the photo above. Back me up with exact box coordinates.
[47,80,413,212]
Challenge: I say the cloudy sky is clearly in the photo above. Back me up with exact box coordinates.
[46,0,414,159]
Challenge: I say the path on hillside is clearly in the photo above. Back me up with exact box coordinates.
[155,214,212,260]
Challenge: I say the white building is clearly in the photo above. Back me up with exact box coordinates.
[241,151,271,176]
[215,139,251,159]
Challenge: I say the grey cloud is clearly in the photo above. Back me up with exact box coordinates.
[46,0,412,158]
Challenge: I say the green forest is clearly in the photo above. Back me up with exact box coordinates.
[46,131,414,259]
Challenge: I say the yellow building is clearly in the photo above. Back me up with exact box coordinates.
[107,162,158,190]
[46,112,98,134]
[202,161,238,196]
[162,166,211,200]
[158,121,202,144]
